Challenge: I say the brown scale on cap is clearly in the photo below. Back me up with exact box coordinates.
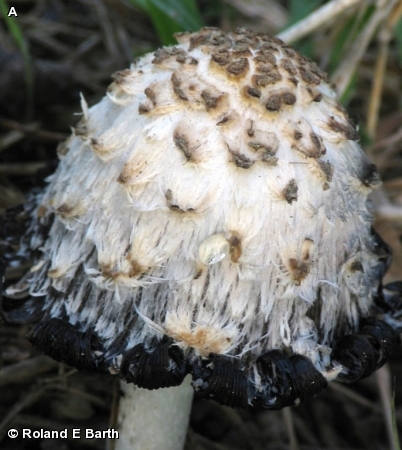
[152,46,188,65]
[231,43,252,57]
[266,91,297,112]
[175,54,198,65]
[310,133,326,157]
[165,189,196,214]
[254,52,277,68]
[298,66,321,85]
[290,122,327,159]
[100,260,146,281]
[265,94,282,111]
[230,150,254,169]
[283,179,299,204]
[227,231,242,263]
[282,92,297,106]
[350,261,364,273]
[307,87,323,102]
[174,27,329,122]
[328,116,359,141]
[89,137,116,160]
[247,141,278,165]
[244,86,261,99]
[211,50,231,66]
[254,52,277,65]
[171,73,188,101]
[282,46,297,58]
[252,73,282,88]
[201,90,223,110]
[144,87,157,104]
[221,116,280,168]
[56,203,84,219]
[111,69,132,85]
[180,27,328,108]
[176,54,186,64]
[281,59,298,75]
[225,58,250,77]
[173,130,192,161]
[288,77,299,86]
[138,103,150,115]
[318,160,334,183]
[117,158,149,185]
[188,28,229,51]
[164,323,233,357]
[288,258,310,286]
[254,62,278,75]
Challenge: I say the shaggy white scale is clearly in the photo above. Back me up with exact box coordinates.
[1,28,401,411]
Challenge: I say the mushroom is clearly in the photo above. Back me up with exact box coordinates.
[1,27,402,450]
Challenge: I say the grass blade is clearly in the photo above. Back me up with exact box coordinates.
[0,0,34,120]
[127,0,203,45]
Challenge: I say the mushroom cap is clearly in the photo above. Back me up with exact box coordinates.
[2,28,392,407]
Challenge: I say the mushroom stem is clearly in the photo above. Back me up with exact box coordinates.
[116,376,193,450]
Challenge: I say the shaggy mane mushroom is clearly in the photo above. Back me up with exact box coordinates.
[1,27,402,450]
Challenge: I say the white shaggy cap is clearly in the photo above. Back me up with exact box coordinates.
[9,28,384,378]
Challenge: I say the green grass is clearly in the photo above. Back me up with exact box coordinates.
[394,16,402,64]
[127,0,203,45]
[287,0,323,26]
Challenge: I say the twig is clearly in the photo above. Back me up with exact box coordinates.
[376,365,400,450]
[0,117,68,144]
[282,407,300,450]
[292,413,319,446]
[367,126,402,154]
[278,0,363,44]
[0,130,24,152]
[366,29,390,139]
[384,178,402,189]
[332,0,399,98]
[0,355,58,387]
[63,33,102,64]
[26,30,72,56]
[329,381,381,411]
[0,385,48,435]
[90,0,122,64]
[376,204,402,222]
[106,378,121,450]
[0,162,47,175]
[367,1,402,138]
[312,400,344,447]
[61,386,110,409]
[224,0,287,32]
[0,117,68,142]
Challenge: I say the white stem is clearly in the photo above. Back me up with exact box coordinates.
[115,376,194,450]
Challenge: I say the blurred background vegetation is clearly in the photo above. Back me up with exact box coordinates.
[1,1,402,449]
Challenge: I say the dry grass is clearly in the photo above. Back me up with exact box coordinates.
[1,1,402,449]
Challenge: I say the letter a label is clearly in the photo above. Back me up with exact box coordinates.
[8,7,18,17]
